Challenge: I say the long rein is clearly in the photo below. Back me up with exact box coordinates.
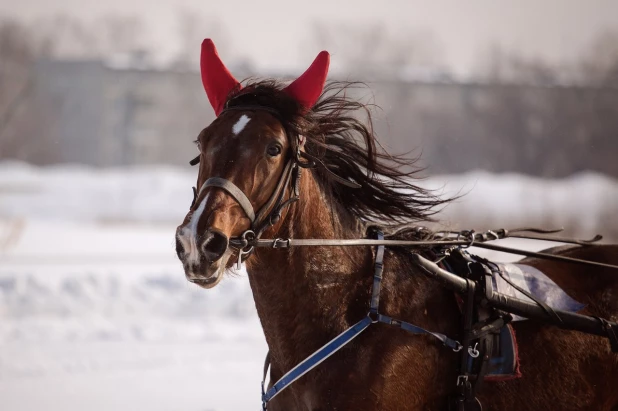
[230,227,618,271]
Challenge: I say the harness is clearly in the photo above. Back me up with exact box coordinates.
[253,239,618,411]
[260,231,466,409]
[190,106,618,410]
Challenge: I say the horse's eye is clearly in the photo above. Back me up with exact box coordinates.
[267,144,282,157]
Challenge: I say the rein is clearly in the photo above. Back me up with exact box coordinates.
[229,228,618,272]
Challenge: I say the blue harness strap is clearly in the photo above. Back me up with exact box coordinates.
[376,313,462,350]
[261,315,372,407]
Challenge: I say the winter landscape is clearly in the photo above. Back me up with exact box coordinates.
[1,2,618,408]
[1,162,616,411]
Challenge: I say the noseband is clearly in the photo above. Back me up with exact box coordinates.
[190,105,360,267]
[202,177,256,222]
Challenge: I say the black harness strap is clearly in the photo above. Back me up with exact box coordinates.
[252,160,297,237]
[369,231,385,315]
[469,315,511,340]
[454,278,477,411]
[598,317,618,352]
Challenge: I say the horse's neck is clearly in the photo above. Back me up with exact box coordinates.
[245,173,371,370]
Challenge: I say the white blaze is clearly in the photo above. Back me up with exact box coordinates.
[178,186,210,267]
[232,114,251,135]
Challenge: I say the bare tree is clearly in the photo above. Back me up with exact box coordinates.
[310,22,445,80]
[171,10,229,71]
[0,18,60,163]
[578,30,618,87]
[476,44,558,85]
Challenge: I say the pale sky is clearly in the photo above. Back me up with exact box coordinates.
[1,0,617,77]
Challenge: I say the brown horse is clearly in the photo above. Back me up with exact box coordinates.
[175,40,618,410]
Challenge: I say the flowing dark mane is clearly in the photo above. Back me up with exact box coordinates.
[225,80,451,227]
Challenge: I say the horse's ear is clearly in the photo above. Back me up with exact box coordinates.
[200,39,241,116]
[283,51,330,110]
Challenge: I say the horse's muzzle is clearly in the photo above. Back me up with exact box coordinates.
[175,227,231,288]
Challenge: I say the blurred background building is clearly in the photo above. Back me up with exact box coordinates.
[2,3,618,175]
[1,1,617,410]
[6,59,618,176]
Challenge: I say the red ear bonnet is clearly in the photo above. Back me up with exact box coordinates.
[200,39,329,115]
[200,39,241,116]
[283,51,330,110]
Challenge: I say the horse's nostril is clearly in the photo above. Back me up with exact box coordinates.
[201,230,229,262]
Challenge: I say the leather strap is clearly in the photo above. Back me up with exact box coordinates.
[261,316,373,407]
[203,177,256,222]
[369,231,385,314]
[234,237,618,272]
[253,160,295,232]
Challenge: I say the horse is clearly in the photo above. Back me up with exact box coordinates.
[175,39,618,410]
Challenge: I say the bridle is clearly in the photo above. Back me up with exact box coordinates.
[189,105,360,268]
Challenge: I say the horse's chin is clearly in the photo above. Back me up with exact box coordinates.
[186,251,232,289]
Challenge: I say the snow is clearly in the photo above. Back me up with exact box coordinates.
[0,162,616,410]
[0,220,266,411]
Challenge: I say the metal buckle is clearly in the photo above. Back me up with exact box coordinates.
[236,230,256,269]
[485,230,499,240]
[456,375,468,386]
[272,238,286,248]
[468,342,480,358]
[368,311,379,324]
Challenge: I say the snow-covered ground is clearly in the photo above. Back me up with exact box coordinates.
[0,162,616,411]
[0,220,267,411]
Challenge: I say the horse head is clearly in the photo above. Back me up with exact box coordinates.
[175,39,330,288]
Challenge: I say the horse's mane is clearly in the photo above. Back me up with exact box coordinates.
[225,80,451,228]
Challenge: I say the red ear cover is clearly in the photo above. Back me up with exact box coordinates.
[283,51,330,110]
[200,39,241,116]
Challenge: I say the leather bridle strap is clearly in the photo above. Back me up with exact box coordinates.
[203,177,256,223]
[253,159,296,233]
